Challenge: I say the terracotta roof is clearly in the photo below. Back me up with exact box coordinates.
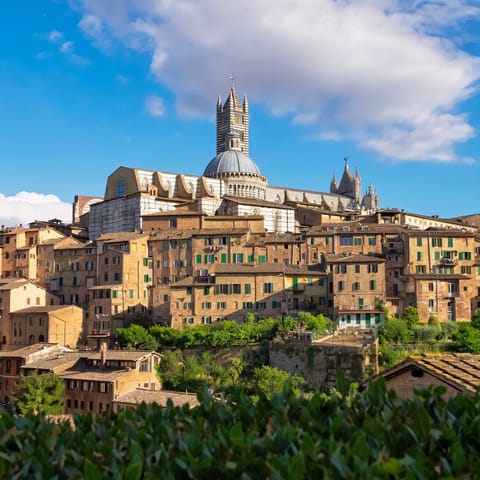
[11,305,81,314]
[372,354,480,394]
[213,264,326,276]
[97,232,149,242]
[324,253,385,263]
[0,343,60,359]
[114,389,200,408]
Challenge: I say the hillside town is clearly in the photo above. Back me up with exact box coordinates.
[2,86,480,412]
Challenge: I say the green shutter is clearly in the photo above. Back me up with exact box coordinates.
[434,251,440,260]
[196,254,202,264]
[448,238,453,247]
[221,253,227,263]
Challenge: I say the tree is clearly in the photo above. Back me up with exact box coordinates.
[379,317,410,343]
[402,306,420,328]
[13,371,64,415]
[452,323,480,353]
[249,365,305,400]
[115,324,158,350]
[471,308,480,329]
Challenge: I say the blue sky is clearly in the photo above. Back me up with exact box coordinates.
[1,1,480,226]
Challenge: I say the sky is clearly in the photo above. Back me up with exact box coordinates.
[2,0,480,227]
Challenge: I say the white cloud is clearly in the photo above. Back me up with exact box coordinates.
[60,41,74,53]
[48,30,63,42]
[72,0,480,163]
[78,13,103,37]
[145,95,165,117]
[0,192,71,228]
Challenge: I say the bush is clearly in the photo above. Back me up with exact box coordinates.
[2,381,480,478]
[379,318,410,343]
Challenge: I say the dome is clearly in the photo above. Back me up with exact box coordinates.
[203,150,261,177]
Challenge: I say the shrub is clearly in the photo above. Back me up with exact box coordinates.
[2,380,480,477]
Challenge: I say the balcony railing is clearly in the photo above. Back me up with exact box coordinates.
[440,257,457,266]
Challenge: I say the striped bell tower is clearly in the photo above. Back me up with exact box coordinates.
[216,83,249,155]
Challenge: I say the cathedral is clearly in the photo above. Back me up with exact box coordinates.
[84,85,380,240]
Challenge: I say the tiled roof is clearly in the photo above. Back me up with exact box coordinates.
[0,343,60,359]
[375,353,480,394]
[324,253,385,263]
[114,389,200,408]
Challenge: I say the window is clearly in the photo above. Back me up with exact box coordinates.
[354,237,362,246]
[202,302,212,309]
[461,266,472,274]
[368,264,379,273]
[258,255,267,263]
[368,237,376,246]
[232,284,241,294]
[335,264,347,274]
[170,219,177,228]
[104,273,109,282]
[196,254,202,264]
[417,252,423,261]
[205,254,215,264]
[429,299,435,312]
[256,302,266,310]
[338,281,345,291]
[263,283,274,294]
[431,237,443,247]
[272,301,281,308]
[243,302,253,309]
[104,256,109,265]
[233,253,244,263]
[244,284,251,294]
[203,286,210,295]
[217,302,227,310]
[202,316,212,324]
[428,282,434,292]
[221,253,227,264]
[353,282,360,291]
[114,273,121,282]
[447,238,453,247]
[369,280,377,290]
[416,237,422,247]
[354,264,360,274]
[339,236,353,246]
[416,265,427,273]
[129,289,134,299]
[116,177,126,196]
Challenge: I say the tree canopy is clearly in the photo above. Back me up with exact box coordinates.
[13,371,64,415]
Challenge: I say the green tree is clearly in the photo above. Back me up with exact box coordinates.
[13,371,64,415]
[115,324,158,350]
[249,365,305,400]
[471,308,480,329]
[156,350,185,389]
[402,306,420,328]
[452,323,480,353]
[379,317,410,343]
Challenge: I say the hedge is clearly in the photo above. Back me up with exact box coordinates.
[1,379,479,478]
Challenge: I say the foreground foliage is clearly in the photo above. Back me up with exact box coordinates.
[1,379,480,478]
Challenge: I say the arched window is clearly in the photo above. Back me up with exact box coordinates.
[28,335,34,345]
[116,178,126,197]
[39,334,45,342]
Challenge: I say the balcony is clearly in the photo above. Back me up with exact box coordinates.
[440,257,457,266]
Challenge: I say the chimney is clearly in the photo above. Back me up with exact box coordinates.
[100,342,107,369]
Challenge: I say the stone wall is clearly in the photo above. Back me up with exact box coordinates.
[269,338,378,391]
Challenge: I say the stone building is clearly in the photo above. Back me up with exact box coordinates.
[20,346,162,415]
[0,279,58,347]
[9,304,84,348]
[86,86,379,240]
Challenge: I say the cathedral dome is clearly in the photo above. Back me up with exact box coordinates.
[203,150,262,177]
